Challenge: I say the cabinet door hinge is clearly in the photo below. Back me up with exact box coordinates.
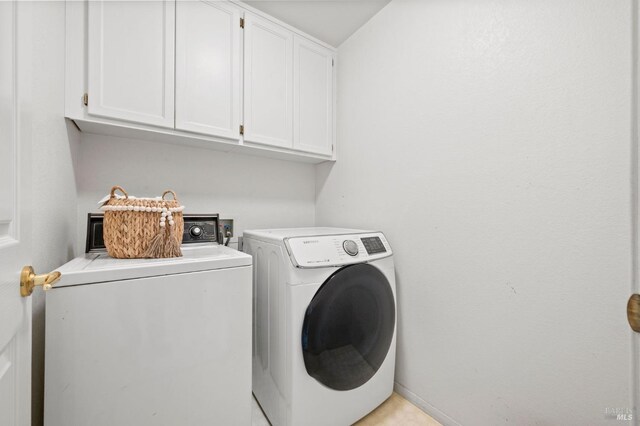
[83,93,88,106]
[240,17,244,28]
[239,124,244,135]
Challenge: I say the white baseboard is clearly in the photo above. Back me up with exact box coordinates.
[393,382,462,426]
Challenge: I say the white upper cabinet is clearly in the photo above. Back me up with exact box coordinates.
[293,36,334,156]
[88,0,175,128]
[176,1,241,139]
[243,13,293,149]
[71,1,336,162]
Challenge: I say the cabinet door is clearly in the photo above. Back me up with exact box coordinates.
[293,36,334,156]
[176,1,241,139]
[88,0,175,128]
[243,13,293,148]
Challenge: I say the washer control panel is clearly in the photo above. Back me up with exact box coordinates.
[182,216,218,244]
[284,232,392,268]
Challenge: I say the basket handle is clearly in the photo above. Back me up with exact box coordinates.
[110,186,129,199]
[162,190,178,201]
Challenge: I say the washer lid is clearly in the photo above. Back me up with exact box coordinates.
[53,245,252,288]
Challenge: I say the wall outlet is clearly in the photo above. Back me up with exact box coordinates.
[219,219,234,239]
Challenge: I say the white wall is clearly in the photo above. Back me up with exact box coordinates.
[317,0,634,424]
[25,2,80,425]
[76,133,316,252]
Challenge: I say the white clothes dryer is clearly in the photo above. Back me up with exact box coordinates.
[243,227,396,426]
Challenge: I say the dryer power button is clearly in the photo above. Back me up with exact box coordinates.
[343,240,359,256]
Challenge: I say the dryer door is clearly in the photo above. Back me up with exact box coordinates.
[301,263,395,391]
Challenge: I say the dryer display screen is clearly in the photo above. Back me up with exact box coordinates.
[361,237,386,255]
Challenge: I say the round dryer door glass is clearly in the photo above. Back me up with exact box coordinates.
[301,263,395,391]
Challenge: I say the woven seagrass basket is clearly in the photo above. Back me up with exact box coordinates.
[101,186,185,259]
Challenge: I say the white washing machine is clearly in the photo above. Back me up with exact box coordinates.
[243,227,396,426]
[44,216,253,426]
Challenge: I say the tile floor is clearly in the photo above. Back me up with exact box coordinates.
[251,392,442,426]
[355,393,442,426]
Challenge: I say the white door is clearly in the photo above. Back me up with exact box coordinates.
[243,13,293,148]
[88,0,175,128]
[293,36,334,156]
[176,1,241,139]
[0,2,32,425]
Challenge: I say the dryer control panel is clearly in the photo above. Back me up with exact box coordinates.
[284,232,392,268]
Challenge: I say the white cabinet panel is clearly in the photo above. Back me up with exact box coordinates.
[293,36,334,156]
[0,0,15,238]
[243,13,293,148]
[88,0,175,128]
[176,1,241,139]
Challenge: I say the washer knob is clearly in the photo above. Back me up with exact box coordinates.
[343,240,358,256]
[189,226,203,238]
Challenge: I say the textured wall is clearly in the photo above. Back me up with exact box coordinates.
[316,0,635,424]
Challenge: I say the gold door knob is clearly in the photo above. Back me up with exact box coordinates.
[628,294,640,332]
[20,266,62,297]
